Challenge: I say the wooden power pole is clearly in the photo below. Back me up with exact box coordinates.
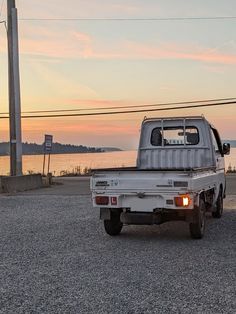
[7,0,22,176]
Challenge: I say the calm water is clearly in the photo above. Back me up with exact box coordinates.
[0,149,235,176]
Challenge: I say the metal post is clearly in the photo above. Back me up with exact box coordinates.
[7,0,22,176]
[42,154,46,176]
[47,154,51,175]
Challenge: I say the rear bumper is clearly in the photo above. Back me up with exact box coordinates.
[100,208,195,224]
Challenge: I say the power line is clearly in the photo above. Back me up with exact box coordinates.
[0,100,235,119]
[18,16,236,22]
[0,97,235,115]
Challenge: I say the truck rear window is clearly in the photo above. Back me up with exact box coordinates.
[151,126,199,146]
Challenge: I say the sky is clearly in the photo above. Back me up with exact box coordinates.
[0,0,236,149]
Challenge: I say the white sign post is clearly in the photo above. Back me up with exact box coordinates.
[42,135,53,176]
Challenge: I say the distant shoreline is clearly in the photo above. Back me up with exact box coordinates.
[0,150,124,157]
[0,142,122,156]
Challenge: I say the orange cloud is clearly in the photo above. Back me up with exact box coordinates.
[0,117,138,149]
[69,99,136,109]
[21,119,137,134]
[1,106,236,148]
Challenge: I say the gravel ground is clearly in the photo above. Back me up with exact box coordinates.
[0,191,236,313]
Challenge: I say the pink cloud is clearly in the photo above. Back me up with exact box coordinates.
[110,3,142,14]
[120,41,236,65]
[2,24,236,65]
[18,28,94,59]
[73,31,91,42]
[174,50,236,65]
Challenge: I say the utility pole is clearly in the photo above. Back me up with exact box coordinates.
[7,0,22,176]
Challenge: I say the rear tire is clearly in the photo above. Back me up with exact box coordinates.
[189,197,206,239]
[212,189,223,218]
[104,210,123,236]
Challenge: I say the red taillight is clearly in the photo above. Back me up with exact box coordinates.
[174,195,190,207]
[111,197,117,205]
[95,196,109,205]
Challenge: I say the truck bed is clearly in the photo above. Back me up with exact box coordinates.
[91,167,223,195]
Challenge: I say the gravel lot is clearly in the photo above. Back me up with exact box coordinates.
[0,179,236,313]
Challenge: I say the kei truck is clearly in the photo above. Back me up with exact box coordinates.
[90,116,230,239]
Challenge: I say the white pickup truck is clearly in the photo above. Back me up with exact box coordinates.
[90,116,230,239]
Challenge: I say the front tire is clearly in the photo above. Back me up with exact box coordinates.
[104,210,123,236]
[212,190,223,218]
[189,197,206,239]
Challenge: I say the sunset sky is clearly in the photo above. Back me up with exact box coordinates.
[0,0,236,149]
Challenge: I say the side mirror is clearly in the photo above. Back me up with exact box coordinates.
[222,143,230,155]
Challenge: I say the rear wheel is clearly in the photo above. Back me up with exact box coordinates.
[189,197,206,239]
[212,189,223,218]
[104,210,123,236]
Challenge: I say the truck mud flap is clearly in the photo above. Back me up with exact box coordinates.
[100,208,111,220]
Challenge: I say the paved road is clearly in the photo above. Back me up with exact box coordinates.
[0,178,235,313]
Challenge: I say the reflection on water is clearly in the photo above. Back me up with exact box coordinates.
[0,151,137,176]
[0,149,235,176]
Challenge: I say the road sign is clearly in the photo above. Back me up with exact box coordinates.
[43,134,53,176]
[44,134,53,153]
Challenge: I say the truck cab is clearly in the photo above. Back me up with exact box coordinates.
[138,116,226,170]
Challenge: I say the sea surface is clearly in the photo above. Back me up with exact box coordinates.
[0,148,236,176]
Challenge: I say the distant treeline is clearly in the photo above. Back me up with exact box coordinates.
[0,142,120,156]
